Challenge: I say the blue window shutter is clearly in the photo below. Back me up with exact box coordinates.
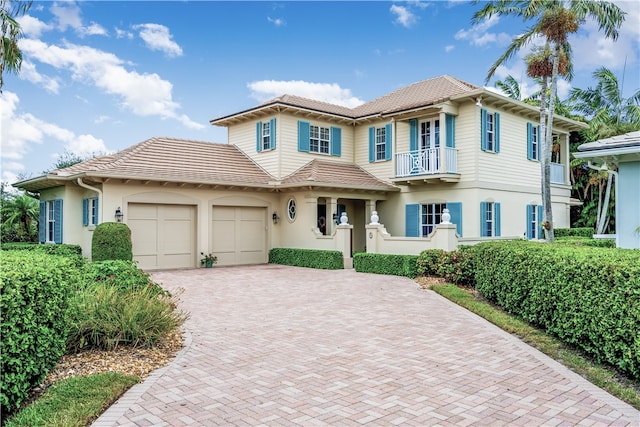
[298,120,310,152]
[409,119,418,151]
[54,199,63,244]
[94,198,99,225]
[256,122,262,152]
[445,114,455,148]
[537,205,544,237]
[336,204,346,224]
[82,198,89,226]
[405,204,419,237]
[527,122,533,160]
[495,202,501,237]
[537,125,541,159]
[480,201,487,237]
[494,112,501,153]
[270,118,276,149]
[330,127,342,157]
[480,109,487,151]
[526,205,533,239]
[385,124,392,161]
[39,201,46,243]
[368,126,375,162]
[446,202,462,236]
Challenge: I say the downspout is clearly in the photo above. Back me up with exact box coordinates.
[77,178,103,224]
[586,162,618,247]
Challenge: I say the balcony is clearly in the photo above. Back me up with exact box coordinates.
[394,148,460,183]
[550,162,565,184]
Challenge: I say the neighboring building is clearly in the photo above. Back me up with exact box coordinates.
[574,130,640,249]
[15,75,587,269]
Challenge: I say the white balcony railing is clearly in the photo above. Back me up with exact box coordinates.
[550,162,565,184]
[395,148,458,178]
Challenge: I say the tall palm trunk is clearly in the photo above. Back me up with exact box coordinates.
[538,73,551,241]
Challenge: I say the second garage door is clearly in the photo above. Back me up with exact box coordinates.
[128,203,196,270]
[212,206,267,266]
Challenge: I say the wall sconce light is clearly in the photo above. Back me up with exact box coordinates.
[272,212,280,224]
[115,207,123,222]
[475,96,483,108]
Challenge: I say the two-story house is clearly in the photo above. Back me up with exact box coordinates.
[15,75,586,269]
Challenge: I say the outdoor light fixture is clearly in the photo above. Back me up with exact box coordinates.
[272,212,280,224]
[115,207,123,222]
[475,96,483,108]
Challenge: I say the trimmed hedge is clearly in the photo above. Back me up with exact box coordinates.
[1,243,84,267]
[354,253,418,278]
[416,249,445,276]
[473,241,640,380]
[92,222,133,261]
[1,251,77,416]
[269,248,343,270]
[555,236,616,248]
[554,227,594,238]
[86,260,168,295]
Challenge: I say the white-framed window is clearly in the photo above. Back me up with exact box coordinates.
[551,135,561,164]
[481,109,500,153]
[83,197,99,226]
[47,200,56,242]
[287,198,296,221]
[262,121,271,150]
[531,125,539,160]
[310,125,330,154]
[527,204,544,239]
[375,127,386,161]
[420,119,440,150]
[486,113,495,151]
[480,201,501,237]
[421,203,446,237]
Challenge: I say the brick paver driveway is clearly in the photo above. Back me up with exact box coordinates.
[95,265,639,426]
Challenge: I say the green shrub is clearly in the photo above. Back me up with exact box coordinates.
[1,251,77,417]
[474,241,640,380]
[268,248,343,270]
[416,249,446,276]
[353,253,419,278]
[1,243,85,267]
[435,246,476,286]
[86,260,167,295]
[66,283,188,352]
[91,222,132,262]
[554,227,594,238]
[555,236,616,248]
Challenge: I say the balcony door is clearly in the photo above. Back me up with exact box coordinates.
[420,119,440,172]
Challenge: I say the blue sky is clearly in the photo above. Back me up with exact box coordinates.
[2,0,639,185]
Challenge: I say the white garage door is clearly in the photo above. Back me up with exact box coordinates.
[128,203,196,270]
[212,206,267,266]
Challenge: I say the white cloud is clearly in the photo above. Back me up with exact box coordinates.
[445,45,455,53]
[0,91,109,181]
[134,23,183,57]
[267,16,286,27]
[247,80,365,108]
[19,61,60,94]
[115,28,134,39]
[19,39,203,129]
[49,1,106,37]
[390,5,417,28]
[455,15,511,47]
[17,15,53,38]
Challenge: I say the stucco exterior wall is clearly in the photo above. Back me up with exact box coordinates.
[618,161,640,248]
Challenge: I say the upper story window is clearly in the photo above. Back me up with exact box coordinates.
[298,121,341,157]
[527,122,540,161]
[256,118,276,152]
[480,201,501,237]
[369,124,392,162]
[551,135,561,164]
[310,125,330,154]
[420,119,440,150]
[480,109,500,153]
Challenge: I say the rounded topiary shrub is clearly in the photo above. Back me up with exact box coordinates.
[92,222,133,261]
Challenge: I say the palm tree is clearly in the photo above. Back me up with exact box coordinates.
[1,0,32,92]
[0,191,38,241]
[473,0,625,242]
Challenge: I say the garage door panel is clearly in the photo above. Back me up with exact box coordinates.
[238,220,264,252]
[129,218,158,255]
[163,219,193,254]
[212,206,266,266]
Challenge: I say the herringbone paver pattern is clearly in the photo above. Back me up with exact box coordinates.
[94,265,639,426]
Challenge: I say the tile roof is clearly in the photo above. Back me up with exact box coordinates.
[256,94,356,118]
[281,159,398,191]
[52,137,275,185]
[577,130,640,151]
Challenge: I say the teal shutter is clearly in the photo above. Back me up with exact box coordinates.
[527,122,533,160]
[298,121,310,152]
[446,202,462,236]
[368,127,375,162]
[445,114,455,148]
[405,204,420,237]
[495,202,501,237]
[409,119,418,151]
[39,201,46,243]
[526,205,533,239]
[480,109,487,151]
[494,112,501,153]
[270,118,276,149]
[256,122,262,152]
[537,125,541,159]
[480,201,487,237]
[53,199,63,244]
[537,205,544,238]
[385,123,392,161]
[336,204,346,224]
[82,198,89,226]
[93,198,99,225]
[330,127,342,157]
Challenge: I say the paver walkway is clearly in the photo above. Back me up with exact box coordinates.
[94,265,639,426]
